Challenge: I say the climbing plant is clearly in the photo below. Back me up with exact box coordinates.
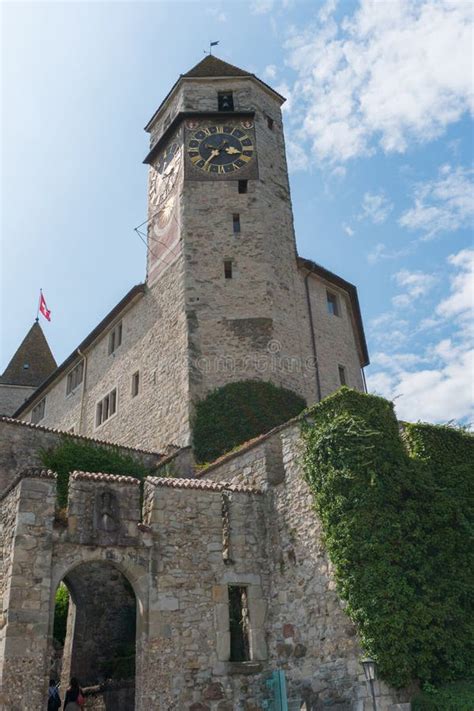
[40,440,151,508]
[193,379,306,463]
[302,388,473,688]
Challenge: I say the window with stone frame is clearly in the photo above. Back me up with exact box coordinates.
[338,365,347,386]
[326,291,340,316]
[224,260,233,279]
[228,586,250,662]
[131,371,140,398]
[108,322,123,355]
[31,398,46,424]
[238,180,248,194]
[96,388,117,427]
[218,91,234,111]
[66,361,84,396]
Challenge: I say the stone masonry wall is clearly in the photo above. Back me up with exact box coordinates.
[0,419,411,710]
[0,471,57,711]
[17,258,192,452]
[0,384,36,417]
[200,423,411,711]
[139,478,270,710]
[0,417,163,493]
[304,273,365,398]
[180,79,319,409]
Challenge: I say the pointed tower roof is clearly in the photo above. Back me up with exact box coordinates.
[183,55,251,79]
[0,321,57,387]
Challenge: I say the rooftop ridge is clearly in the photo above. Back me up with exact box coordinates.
[146,476,262,494]
[71,470,141,486]
[0,415,163,457]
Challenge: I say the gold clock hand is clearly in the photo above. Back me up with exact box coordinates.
[203,148,220,168]
[225,146,241,155]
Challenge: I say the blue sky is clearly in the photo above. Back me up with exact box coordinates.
[1,0,473,424]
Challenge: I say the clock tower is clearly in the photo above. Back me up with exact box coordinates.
[143,55,316,410]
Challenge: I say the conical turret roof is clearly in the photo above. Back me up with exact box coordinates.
[0,321,57,387]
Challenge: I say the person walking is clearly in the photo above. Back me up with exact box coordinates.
[47,679,61,711]
[63,677,84,710]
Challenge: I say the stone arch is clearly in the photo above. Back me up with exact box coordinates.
[49,549,150,709]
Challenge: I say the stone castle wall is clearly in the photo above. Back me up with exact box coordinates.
[0,384,37,417]
[0,418,410,711]
[0,416,166,493]
[16,259,193,451]
[304,274,365,397]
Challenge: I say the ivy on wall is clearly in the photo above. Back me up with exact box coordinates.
[302,388,473,689]
[40,440,150,508]
[193,379,306,463]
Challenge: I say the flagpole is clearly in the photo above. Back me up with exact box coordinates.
[36,289,41,323]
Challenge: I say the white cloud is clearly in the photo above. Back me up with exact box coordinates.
[264,64,277,80]
[284,0,473,164]
[206,7,227,22]
[367,248,474,425]
[286,138,309,172]
[318,0,338,23]
[367,343,473,423]
[343,223,354,236]
[367,242,412,265]
[359,191,393,224]
[436,248,473,326]
[251,0,274,14]
[399,165,474,240]
[391,268,437,308]
[331,165,346,179]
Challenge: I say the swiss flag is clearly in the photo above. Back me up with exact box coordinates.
[39,292,51,322]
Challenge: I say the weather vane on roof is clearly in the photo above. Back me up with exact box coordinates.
[205,41,219,55]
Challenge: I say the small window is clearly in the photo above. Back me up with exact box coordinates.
[238,180,248,194]
[338,365,347,386]
[232,214,241,233]
[131,371,140,398]
[266,115,274,130]
[229,586,250,662]
[218,91,234,111]
[327,291,339,316]
[31,398,46,424]
[108,322,123,355]
[66,361,84,395]
[96,388,117,427]
[224,260,233,279]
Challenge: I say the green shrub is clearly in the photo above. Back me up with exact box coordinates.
[412,680,474,710]
[193,379,306,463]
[40,440,150,508]
[53,582,69,645]
[302,388,474,688]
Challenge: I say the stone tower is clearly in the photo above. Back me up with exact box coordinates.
[12,56,367,452]
[143,55,317,408]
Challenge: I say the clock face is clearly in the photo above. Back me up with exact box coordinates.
[187,124,255,175]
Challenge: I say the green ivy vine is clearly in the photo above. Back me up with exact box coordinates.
[302,388,473,689]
